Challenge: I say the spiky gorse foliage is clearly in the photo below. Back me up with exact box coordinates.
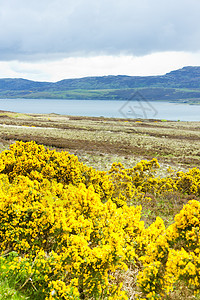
[0,141,199,299]
[137,200,200,299]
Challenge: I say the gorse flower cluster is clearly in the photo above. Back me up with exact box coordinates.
[137,200,200,299]
[0,141,199,299]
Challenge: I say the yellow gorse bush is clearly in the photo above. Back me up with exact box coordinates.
[0,141,199,299]
[137,200,200,299]
[0,174,138,298]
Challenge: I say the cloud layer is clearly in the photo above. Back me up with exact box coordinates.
[1,0,200,61]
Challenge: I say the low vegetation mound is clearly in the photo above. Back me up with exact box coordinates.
[0,141,200,299]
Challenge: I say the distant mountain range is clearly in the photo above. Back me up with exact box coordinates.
[1,66,200,103]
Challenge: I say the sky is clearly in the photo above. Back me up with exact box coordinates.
[1,0,200,82]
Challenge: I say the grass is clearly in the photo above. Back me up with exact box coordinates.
[139,191,195,226]
[0,111,200,171]
[0,257,28,300]
[0,280,28,300]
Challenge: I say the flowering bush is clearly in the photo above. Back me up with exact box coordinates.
[0,141,200,299]
[137,200,200,299]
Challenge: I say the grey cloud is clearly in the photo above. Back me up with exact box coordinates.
[0,0,200,61]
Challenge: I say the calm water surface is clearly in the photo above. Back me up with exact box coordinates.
[0,98,199,121]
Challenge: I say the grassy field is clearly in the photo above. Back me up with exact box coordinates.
[0,110,199,173]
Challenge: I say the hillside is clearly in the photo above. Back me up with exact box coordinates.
[0,66,200,103]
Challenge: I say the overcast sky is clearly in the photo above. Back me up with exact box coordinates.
[1,0,200,81]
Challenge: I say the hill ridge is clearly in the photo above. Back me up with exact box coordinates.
[0,66,200,103]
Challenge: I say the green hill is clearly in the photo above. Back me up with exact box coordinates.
[0,66,200,103]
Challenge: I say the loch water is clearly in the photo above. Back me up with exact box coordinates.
[0,98,199,121]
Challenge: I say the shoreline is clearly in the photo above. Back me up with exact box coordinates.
[0,109,200,123]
